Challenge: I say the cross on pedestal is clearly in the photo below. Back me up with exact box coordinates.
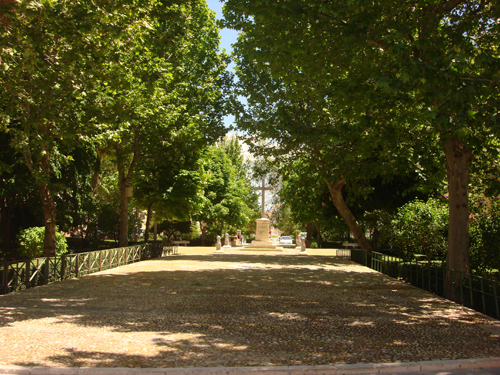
[253,178,273,218]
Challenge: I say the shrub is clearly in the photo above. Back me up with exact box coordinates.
[383,199,448,263]
[469,199,500,275]
[17,226,68,259]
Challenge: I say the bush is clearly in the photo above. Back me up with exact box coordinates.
[469,199,500,275]
[17,226,68,259]
[382,199,448,262]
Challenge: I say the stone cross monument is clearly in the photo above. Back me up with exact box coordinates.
[244,177,281,251]
[253,177,273,218]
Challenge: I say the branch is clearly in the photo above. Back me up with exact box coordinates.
[438,0,465,14]
[125,135,142,182]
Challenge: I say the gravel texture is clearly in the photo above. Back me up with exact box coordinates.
[0,249,499,369]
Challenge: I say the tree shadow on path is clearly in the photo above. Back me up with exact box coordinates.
[0,255,498,368]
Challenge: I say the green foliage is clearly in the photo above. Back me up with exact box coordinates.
[270,202,301,236]
[1,0,233,251]
[223,0,450,251]
[469,198,500,275]
[196,138,258,236]
[157,220,192,242]
[97,204,120,242]
[223,0,500,270]
[382,199,448,262]
[17,227,68,259]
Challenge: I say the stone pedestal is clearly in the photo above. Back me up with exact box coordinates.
[236,229,242,246]
[245,218,282,251]
[296,231,302,250]
[215,235,223,253]
[299,236,308,255]
[223,233,231,248]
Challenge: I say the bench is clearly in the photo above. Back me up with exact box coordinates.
[342,243,360,249]
[172,240,190,246]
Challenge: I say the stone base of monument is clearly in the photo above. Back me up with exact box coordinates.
[242,218,284,251]
[242,240,284,251]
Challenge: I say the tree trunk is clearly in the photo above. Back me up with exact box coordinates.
[118,176,129,247]
[91,146,111,196]
[115,140,140,248]
[315,224,321,247]
[133,208,139,242]
[372,212,380,251]
[306,223,313,242]
[38,184,57,257]
[144,202,154,243]
[22,143,58,257]
[372,227,380,251]
[200,222,206,246]
[325,178,373,252]
[443,135,472,301]
[0,198,15,258]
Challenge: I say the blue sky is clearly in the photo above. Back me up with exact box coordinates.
[206,0,239,55]
[206,0,240,129]
[206,1,274,205]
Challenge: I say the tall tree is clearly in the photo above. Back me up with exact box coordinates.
[223,0,500,277]
[132,133,208,243]
[1,0,232,253]
[226,58,428,250]
[196,141,258,238]
[0,0,161,255]
[93,0,232,247]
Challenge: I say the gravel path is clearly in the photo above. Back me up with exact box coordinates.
[0,250,499,369]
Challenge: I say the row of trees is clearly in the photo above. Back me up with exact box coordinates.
[223,0,500,282]
[0,0,258,259]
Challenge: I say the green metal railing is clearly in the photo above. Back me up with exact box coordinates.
[351,249,500,320]
[0,242,171,295]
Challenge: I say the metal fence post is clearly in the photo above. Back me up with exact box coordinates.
[468,275,473,308]
[480,278,486,313]
[427,265,431,291]
[493,281,499,319]
[434,266,438,293]
[61,255,66,281]
[25,259,31,288]
[443,267,447,297]
[75,255,79,278]
[43,258,49,285]
[1,261,7,294]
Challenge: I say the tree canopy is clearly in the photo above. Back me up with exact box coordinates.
[0,0,233,254]
[195,137,258,239]
[223,0,500,275]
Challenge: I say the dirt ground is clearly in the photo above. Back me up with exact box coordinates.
[0,249,499,368]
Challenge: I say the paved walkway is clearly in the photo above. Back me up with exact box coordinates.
[1,248,500,374]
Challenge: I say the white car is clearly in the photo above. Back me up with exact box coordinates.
[279,236,294,246]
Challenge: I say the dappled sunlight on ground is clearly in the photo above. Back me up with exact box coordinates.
[0,253,499,368]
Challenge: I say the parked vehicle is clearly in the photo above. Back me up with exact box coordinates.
[279,236,293,245]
